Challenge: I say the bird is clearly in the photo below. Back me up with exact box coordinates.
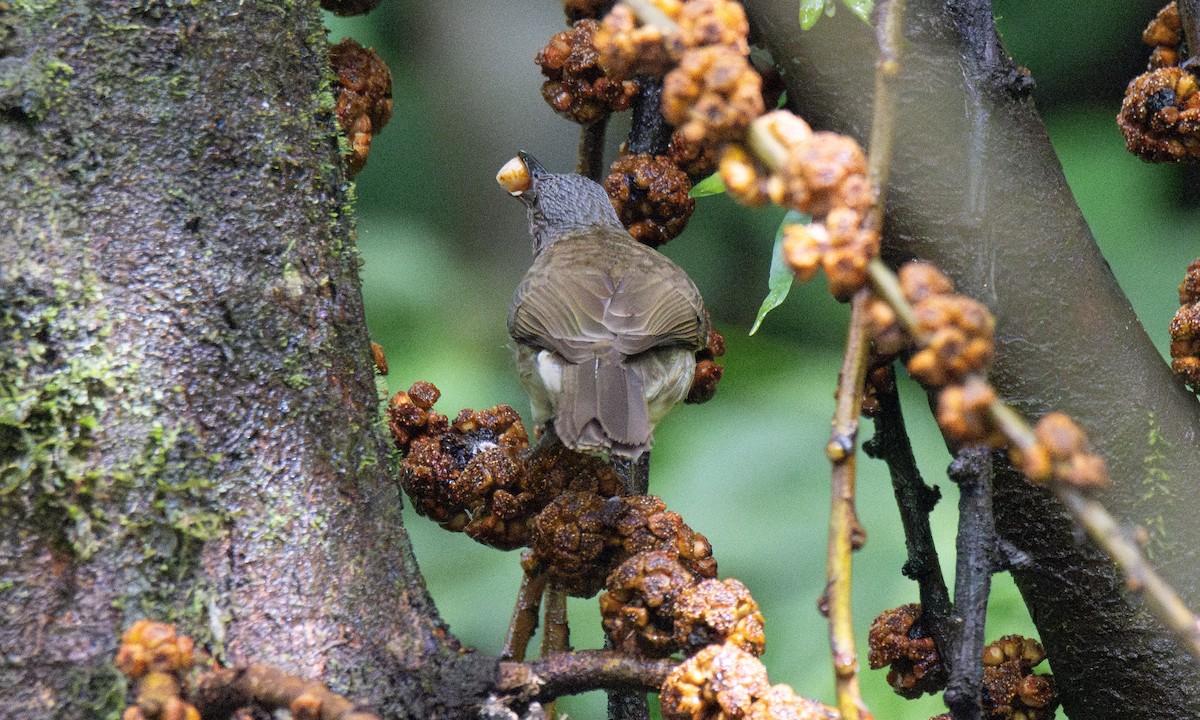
[498,152,709,468]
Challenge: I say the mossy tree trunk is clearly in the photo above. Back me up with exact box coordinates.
[0,3,493,719]
[4,1,1200,719]
[745,1,1200,717]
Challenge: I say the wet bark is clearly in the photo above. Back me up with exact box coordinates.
[0,2,493,718]
[745,1,1200,717]
[6,1,1200,718]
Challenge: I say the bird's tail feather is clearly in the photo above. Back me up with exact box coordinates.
[556,357,650,458]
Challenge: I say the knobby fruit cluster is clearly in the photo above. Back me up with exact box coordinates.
[1119,2,1200,162]
[329,37,394,177]
[389,378,838,719]
[868,607,1059,719]
[114,621,383,720]
[580,0,880,301]
[1170,258,1200,388]
[115,620,201,720]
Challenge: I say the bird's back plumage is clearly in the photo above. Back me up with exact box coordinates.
[508,226,708,457]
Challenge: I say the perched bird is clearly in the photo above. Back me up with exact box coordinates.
[498,152,709,462]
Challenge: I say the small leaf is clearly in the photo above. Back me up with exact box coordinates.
[689,172,726,198]
[750,210,809,335]
[841,0,873,22]
[798,0,827,29]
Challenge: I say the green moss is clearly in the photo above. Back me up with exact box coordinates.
[0,271,227,559]
[1140,411,1177,560]
[56,662,126,720]
[0,274,123,556]
[1141,411,1172,496]
[0,51,74,123]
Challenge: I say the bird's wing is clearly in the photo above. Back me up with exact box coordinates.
[509,241,617,363]
[604,240,709,356]
[508,228,708,360]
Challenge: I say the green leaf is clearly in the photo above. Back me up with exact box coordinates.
[689,172,726,198]
[798,0,826,29]
[750,210,809,335]
[841,0,873,22]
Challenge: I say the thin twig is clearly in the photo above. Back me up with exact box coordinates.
[867,257,918,331]
[578,116,610,182]
[867,0,906,214]
[818,4,909,718]
[862,367,953,642]
[542,584,570,718]
[825,289,874,720]
[602,614,649,720]
[497,651,677,701]
[944,448,995,720]
[542,585,568,657]
[191,664,380,720]
[1055,485,1200,662]
[503,567,548,661]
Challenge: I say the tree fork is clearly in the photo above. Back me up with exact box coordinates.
[744,1,1200,717]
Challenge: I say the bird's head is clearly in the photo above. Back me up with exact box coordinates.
[496,152,623,255]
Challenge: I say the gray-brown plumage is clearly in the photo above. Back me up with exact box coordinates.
[505,153,708,459]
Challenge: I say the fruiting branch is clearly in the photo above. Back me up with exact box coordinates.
[580,116,611,180]
[866,0,905,214]
[503,567,549,662]
[825,291,875,720]
[191,665,382,720]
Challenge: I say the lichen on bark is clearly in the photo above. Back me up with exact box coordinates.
[0,2,491,718]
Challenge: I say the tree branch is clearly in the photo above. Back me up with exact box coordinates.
[1178,0,1200,63]
[626,77,673,156]
[192,665,381,720]
[862,369,953,644]
[744,1,1200,716]
[578,117,611,181]
[944,448,995,720]
[825,290,874,720]
[497,651,677,701]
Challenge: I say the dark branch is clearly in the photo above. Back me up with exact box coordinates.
[944,448,996,720]
[1180,0,1200,63]
[626,77,673,156]
[863,367,953,641]
[578,116,611,181]
[944,0,1001,71]
[612,452,651,496]
[603,621,649,720]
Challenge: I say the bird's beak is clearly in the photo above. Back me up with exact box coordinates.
[517,151,547,179]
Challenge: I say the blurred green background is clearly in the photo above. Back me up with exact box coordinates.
[326,2,1198,717]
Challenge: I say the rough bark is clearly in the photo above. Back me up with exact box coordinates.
[745,1,1200,717]
[0,3,493,719]
[7,1,1200,718]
